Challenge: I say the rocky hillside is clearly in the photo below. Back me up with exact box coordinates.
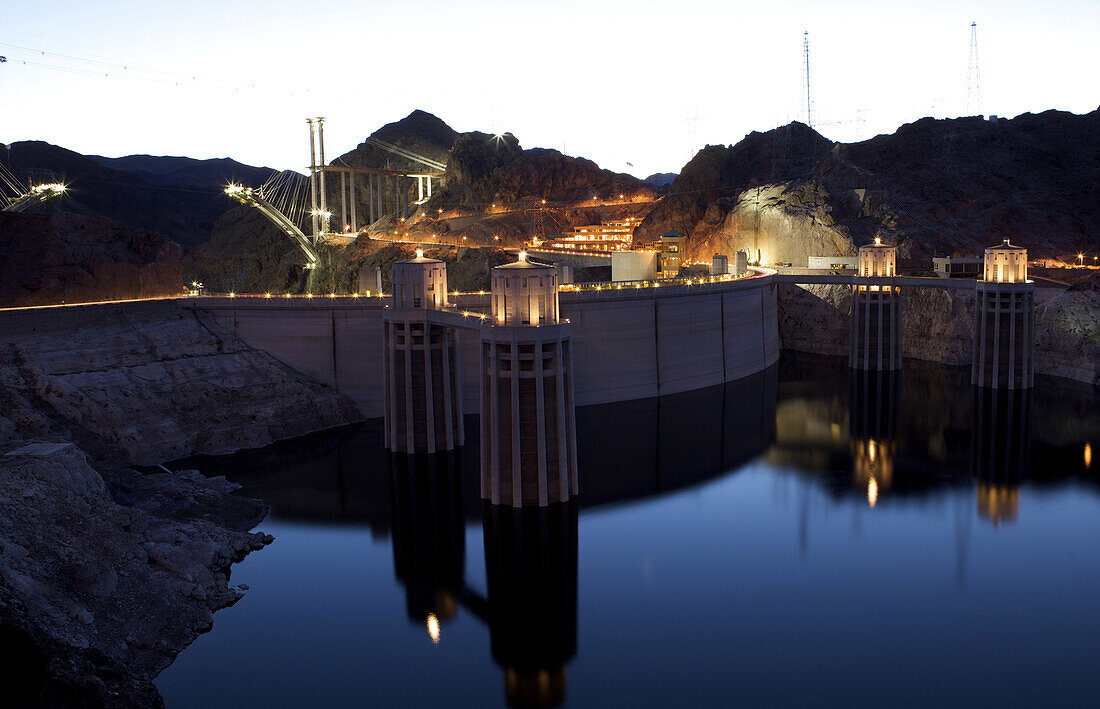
[426,130,654,209]
[634,122,830,249]
[3,141,277,251]
[0,300,359,706]
[330,109,457,174]
[90,154,277,250]
[637,109,1100,268]
[183,207,305,295]
[0,212,184,307]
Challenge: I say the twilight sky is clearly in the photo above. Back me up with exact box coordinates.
[1,0,1097,179]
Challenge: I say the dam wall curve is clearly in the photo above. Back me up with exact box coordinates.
[184,271,780,419]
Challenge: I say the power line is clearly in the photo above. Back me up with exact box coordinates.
[0,41,208,81]
[0,42,256,91]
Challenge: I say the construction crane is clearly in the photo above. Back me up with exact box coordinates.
[225,183,319,266]
[363,136,447,172]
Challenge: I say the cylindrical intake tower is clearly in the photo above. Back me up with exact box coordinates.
[383,250,464,453]
[850,238,902,371]
[972,239,1033,389]
[481,253,578,507]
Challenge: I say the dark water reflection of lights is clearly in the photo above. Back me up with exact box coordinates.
[159,353,1100,708]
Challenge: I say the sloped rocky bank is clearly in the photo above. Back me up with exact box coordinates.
[0,301,360,706]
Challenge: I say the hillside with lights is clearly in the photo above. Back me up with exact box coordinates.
[3,107,1100,304]
[638,108,1100,269]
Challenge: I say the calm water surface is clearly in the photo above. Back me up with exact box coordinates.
[158,354,1100,707]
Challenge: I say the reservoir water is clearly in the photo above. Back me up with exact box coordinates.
[158,353,1100,707]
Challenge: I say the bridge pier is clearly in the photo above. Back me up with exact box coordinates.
[348,171,357,232]
[481,253,578,507]
[339,170,348,232]
[376,174,382,223]
[307,119,320,237]
[972,240,1033,389]
[317,118,328,233]
[850,238,901,371]
[383,250,464,454]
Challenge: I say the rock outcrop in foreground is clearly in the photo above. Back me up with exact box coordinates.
[0,300,360,706]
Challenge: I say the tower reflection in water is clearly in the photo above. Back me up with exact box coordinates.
[389,453,465,641]
[849,369,900,507]
[484,502,577,708]
[388,452,579,707]
[971,387,1030,526]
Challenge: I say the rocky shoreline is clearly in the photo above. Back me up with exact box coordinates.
[0,301,360,707]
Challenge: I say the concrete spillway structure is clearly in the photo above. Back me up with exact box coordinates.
[481,254,578,507]
[850,238,902,371]
[383,250,464,453]
[972,239,1034,389]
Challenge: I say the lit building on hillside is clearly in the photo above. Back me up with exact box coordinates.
[542,218,639,253]
[658,229,685,278]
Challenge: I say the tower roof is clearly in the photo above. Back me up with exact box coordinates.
[495,251,553,270]
[987,238,1024,251]
[397,247,443,264]
[495,259,553,270]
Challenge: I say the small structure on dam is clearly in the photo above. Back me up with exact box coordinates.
[850,237,901,371]
[482,253,578,507]
[383,250,465,454]
[972,239,1033,389]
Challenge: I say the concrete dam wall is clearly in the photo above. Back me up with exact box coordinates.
[187,273,780,419]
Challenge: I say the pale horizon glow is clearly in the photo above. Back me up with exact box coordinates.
[1,0,1097,179]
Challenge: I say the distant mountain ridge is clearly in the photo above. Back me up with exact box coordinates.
[90,154,276,189]
[644,172,676,187]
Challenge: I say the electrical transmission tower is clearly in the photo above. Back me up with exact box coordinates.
[966,21,982,116]
[532,202,547,242]
[801,31,813,129]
